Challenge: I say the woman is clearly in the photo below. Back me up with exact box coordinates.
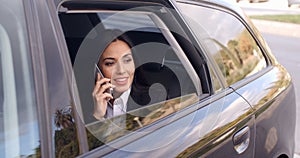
[92,31,135,120]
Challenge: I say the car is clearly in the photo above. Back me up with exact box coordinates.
[288,0,300,7]
[0,0,296,157]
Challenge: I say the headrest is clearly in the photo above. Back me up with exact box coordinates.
[129,62,181,107]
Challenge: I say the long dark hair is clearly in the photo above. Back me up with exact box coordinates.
[97,29,137,67]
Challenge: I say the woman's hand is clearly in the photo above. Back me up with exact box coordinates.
[92,73,114,120]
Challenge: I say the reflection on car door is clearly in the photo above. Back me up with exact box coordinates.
[95,89,255,157]
[232,66,296,157]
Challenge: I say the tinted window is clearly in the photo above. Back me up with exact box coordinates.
[177,3,267,87]
[208,65,223,93]
[0,1,39,157]
[59,7,201,150]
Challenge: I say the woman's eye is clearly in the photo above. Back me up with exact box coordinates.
[104,62,114,66]
[123,58,132,63]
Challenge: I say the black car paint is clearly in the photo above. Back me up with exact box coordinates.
[233,65,296,157]
[9,0,295,157]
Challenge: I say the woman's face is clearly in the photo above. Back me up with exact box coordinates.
[98,40,135,97]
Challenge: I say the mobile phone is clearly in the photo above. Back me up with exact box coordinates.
[95,64,113,96]
[95,63,105,80]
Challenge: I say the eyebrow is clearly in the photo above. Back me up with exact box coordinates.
[122,53,132,58]
[102,53,132,61]
[103,57,115,61]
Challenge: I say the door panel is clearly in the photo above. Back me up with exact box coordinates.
[232,66,296,157]
[81,90,255,157]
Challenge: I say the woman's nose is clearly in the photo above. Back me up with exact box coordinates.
[115,61,125,74]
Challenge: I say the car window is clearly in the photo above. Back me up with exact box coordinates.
[176,2,267,87]
[208,64,223,93]
[0,1,39,157]
[58,5,201,151]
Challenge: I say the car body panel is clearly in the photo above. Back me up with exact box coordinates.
[78,89,255,157]
[0,0,296,157]
[232,65,296,157]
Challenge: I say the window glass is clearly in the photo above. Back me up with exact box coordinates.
[177,3,267,87]
[59,8,200,150]
[0,1,39,157]
[208,65,222,93]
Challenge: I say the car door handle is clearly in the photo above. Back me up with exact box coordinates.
[233,126,250,154]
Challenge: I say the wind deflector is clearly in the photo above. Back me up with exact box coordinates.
[58,0,173,13]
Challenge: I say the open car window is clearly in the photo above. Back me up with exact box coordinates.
[58,3,202,151]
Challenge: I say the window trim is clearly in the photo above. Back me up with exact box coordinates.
[23,0,56,157]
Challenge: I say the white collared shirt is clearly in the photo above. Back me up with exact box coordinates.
[106,88,131,118]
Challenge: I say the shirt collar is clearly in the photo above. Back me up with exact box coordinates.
[113,88,131,109]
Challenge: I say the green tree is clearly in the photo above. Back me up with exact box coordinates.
[54,106,74,130]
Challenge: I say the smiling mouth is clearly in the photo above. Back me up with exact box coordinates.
[114,77,128,85]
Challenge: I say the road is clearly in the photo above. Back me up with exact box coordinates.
[237,0,300,156]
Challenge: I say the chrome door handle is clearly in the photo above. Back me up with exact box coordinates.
[233,126,250,154]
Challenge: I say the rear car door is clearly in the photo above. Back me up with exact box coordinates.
[0,0,257,157]
[54,0,256,157]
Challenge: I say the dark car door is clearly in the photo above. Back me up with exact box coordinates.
[52,0,256,157]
